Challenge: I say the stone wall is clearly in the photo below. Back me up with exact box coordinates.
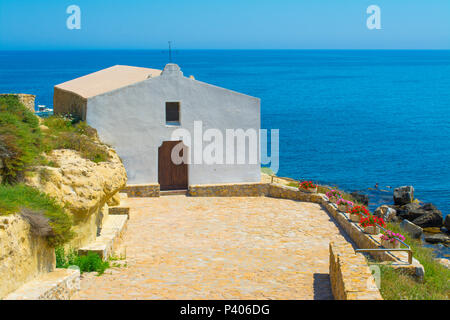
[319,198,424,279]
[122,183,160,197]
[329,242,383,300]
[0,215,55,299]
[53,88,87,120]
[265,183,424,279]
[0,93,35,112]
[188,182,269,197]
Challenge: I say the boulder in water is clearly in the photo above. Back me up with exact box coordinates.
[424,233,450,244]
[397,203,422,220]
[350,191,369,205]
[444,215,450,231]
[410,203,443,228]
[393,186,414,206]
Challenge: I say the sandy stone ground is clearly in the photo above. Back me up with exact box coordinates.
[72,196,353,300]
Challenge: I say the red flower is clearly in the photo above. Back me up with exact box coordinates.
[348,205,369,216]
[299,181,317,190]
[359,214,386,228]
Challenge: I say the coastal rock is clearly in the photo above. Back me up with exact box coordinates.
[107,192,121,207]
[350,192,369,205]
[373,205,398,222]
[400,219,423,239]
[424,233,450,244]
[423,227,441,234]
[410,203,443,228]
[0,215,55,299]
[396,203,422,220]
[393,186,414,206]
[444,215,450,231]
[25,148,127,248]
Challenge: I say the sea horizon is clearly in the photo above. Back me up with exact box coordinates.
[1,49,449,222]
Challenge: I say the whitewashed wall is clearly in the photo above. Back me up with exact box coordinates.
[86,64,261,185]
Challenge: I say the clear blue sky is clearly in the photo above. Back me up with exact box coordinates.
[1,0,449,50]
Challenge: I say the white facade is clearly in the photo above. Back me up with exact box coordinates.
[65,63,261,185]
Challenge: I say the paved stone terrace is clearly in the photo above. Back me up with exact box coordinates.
[73,196,353,300]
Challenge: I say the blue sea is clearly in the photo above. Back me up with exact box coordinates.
[1,50,449,219]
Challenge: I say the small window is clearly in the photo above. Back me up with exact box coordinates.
[166,102,180,125]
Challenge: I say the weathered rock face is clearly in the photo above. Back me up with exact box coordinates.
[350,192,369,205]
[374,205,398,222]
[410,203,443,228]
[0,93,35,112]
[400,219,423,239]
[393,186,414,206]
[444,215,450,231]
[25,148,127,248]
[0,215,55,299]
[424,233,450,244]
[396,203,422,220]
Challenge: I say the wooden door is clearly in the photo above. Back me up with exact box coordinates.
[158,141,188,190]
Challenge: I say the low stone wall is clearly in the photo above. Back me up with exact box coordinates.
[268,183,324,202]
[0,93,35,112]
[188,182,269,197]
[122,183,160,197]
[4,268,80,300]
[319,198,424,279]
[329,242,383,300]
[0,215,55,299]
[265,183,424,279]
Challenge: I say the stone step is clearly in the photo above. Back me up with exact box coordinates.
[109,198,130,217]
[4,268,80,300]
[160,189,187,196]
[78,214,128,261]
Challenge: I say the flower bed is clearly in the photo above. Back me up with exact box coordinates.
[360,215,386,235]
[347,205,369,222]
[326,189,342,203]
[336,198,354,212]
[298,181,317,193]
[380,230,405,249]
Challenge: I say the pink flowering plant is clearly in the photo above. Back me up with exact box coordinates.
[336,198,354,207]
[326,189,342,201]
[380,230,405,244]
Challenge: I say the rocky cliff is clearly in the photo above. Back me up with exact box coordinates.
[25,147,127,249]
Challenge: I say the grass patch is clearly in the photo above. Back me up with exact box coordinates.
[56,247,110,275]
[261,167,274,175]
[376,264,449,300]
[372,222,450,300]
[0,184,73,246]
[42,116,109,164]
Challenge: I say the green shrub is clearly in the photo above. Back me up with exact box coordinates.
[43,116,109,163]
[0,184,73,246]
[56,247,110,275]
[261,167,274,175]
[0,95,42,183]
[0,96,110,182]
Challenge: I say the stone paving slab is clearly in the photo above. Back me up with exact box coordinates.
[72,196,353,300]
